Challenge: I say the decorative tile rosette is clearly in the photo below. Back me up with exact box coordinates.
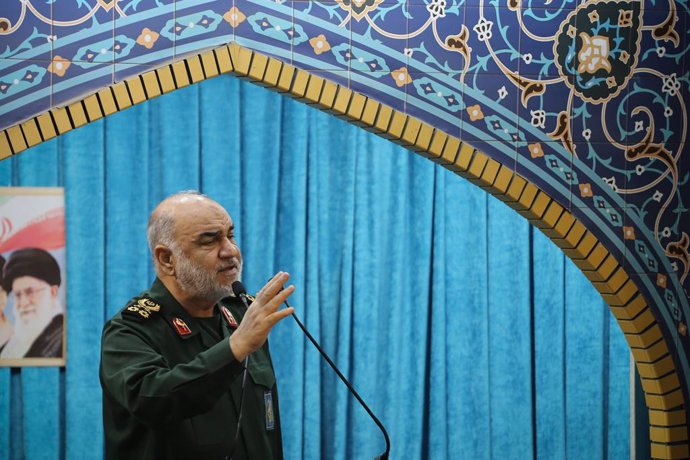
[554,0,642,103]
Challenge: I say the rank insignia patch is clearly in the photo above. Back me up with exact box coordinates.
[221,306,238,329]
[124,298,161,319]
[172,317,192,336]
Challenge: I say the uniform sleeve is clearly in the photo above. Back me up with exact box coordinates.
[100,318,244,426]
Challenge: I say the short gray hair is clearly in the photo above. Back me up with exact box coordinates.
[146,190,206,254]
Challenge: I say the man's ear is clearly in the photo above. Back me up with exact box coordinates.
[154,245,175,276]
[50,285,59,297]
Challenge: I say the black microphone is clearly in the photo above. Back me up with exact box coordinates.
[228,281,251,460]
[278,284,391,460]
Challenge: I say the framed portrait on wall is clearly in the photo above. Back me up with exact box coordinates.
[0,187,66,367]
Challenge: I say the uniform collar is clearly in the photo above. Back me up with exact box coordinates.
[147,278,202,340]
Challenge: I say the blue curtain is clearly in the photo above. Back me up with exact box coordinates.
[0,75,629,459]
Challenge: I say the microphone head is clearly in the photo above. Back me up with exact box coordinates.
[232,281,247,297]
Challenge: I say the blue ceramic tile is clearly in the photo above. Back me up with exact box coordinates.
[310,69,350,90]
[52,61,113,111]
[463,6,521,76]
[52,0,114,64]
[174,0,236,60]
[518,7,576,78]
[292,2,350,70]
[406,71,463,138]
[114,62,156,85]
[350,68,405,112]
[637,8,687,72]
[464,139,517,171]
[405,2,467,76]
[234,0,294,64]
[626,75,684,147]
[515,145,573,209]
[0,59,52,130]
[461,73,519,145]
[516,75,574,147]
[114,0,175,65]
[0,1,52,62]
[569,141,627,210]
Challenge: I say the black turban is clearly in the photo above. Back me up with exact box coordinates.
[1,248,61,292]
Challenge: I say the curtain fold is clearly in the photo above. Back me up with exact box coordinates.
[0,74,629,460]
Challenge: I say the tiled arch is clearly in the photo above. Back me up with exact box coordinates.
[0,42,687,458]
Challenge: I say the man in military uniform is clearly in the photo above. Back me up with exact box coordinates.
[100,191,295,459]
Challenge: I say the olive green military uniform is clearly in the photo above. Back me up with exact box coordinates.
[100,278,284,460]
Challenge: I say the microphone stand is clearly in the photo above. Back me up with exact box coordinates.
[284,299,391,460]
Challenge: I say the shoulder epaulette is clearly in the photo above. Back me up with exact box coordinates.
[123,297,161,320]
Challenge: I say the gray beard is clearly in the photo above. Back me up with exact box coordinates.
[174,251,240,303]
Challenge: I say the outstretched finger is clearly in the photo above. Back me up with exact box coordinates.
[266,306,295,326]
[256,271,289,301]
[263,285,295,313]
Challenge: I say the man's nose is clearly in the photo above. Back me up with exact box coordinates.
[219,237,240,258]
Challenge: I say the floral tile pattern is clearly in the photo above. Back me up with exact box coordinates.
[0,0,689,399]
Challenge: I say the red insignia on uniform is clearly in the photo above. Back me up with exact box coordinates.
[172,317,192,336]
[221,306,238,329]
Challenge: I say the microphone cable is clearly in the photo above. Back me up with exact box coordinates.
[228,281,251,460]
[283,298,391,460]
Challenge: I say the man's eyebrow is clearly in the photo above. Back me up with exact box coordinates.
[197,230,222,239]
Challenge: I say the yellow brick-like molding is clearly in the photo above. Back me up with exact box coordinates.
[248,52,269,82]
[67,102,88,128]
[214,46,234,74]
[141,71,162,99]
[0,131,11,159]
[20,119,42,147]
[491,165,514,195]
[98,88,118,116]
[592,266,629,294]
[519,191,551,220]
[573,241,607,270]
[650,426,688,443]
[186,55,205,83]
[516,182,539,211]
[626,324,663,349]
[542,217,584,250]
[476,158,501,188]
[642,372,681,395]
[412,124,435,154]
[402,117,422,146]
[171,61,191,88]
[584,253,618,283]
[504,175,527,204]
[449,142,473,173]
[650,410,687,427]
[276,64,296,93]
[318,80,338,110]
[7,126,27,152]
[638,355,676,379]
[83,94,104,122]
[360,99,380,129]
[374,105,393,134]
[200,50,220,78]
[229,43,253,77]
[651,443,690,459]
[536,200,564,229]
[464,150,488,179]
[332,86,353,117]
[619,308,656,334]
[646,389,685,410]
[157,66,176,93]
[304,75,325,105]
[439,136,460,165]
[51,108,73,134]
[632,339,670,363]
[385,111,407,140]
[260,59,283,88]
[112,82,133,110]
[125,76,146,105]
[602,278,638,306]
[427,130,448,160]
[613,293,649,323]
[347,93,367,122]
[36,113,57,140]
